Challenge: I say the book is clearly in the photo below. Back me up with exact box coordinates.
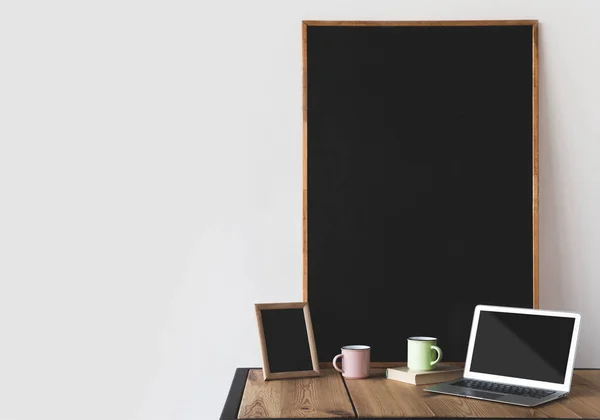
[386,364,463,385]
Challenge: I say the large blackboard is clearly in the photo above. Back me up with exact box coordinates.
[303,21,538,364]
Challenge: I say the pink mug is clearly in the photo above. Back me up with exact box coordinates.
[332,345,371,379]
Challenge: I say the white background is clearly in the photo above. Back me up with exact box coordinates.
[1,1,599,419]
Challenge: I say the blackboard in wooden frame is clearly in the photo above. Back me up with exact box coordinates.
[302,20,539,366]
[255,302,320,380]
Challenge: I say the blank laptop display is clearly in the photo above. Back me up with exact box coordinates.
[470,311,576,384]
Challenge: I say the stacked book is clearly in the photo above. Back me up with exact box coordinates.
[386,364,463,385]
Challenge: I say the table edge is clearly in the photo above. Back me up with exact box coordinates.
[219,368,600,420]
[220,368,251,420]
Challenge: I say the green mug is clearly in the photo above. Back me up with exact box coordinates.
[407,336,443,371]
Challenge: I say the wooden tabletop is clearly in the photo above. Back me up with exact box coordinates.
[224,368,600,419]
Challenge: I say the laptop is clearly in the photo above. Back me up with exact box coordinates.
[424,305,581,407]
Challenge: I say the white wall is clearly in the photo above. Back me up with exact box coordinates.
[0,1,598,419]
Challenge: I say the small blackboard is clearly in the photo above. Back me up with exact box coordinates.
[255,302,320,380]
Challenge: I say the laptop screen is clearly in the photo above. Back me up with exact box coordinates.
[470,311,576,384]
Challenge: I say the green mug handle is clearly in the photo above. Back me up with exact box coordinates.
[430,345,443,367]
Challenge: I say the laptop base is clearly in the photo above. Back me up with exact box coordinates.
[424,381,566,407]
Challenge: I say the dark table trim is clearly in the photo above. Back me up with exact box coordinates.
[220,368,251,420]
[219,368,598,420]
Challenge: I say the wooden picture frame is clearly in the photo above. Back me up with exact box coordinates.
[255,302,320,380]
[302,20,539,366]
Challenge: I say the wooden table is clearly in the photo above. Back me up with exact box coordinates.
[220,368,600,420]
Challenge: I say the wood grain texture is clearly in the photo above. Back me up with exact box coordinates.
[302,21,308,302]
[255,305,271,379]
[238,369,283,418]
[303,20,538,26]
[424,391,549,418]
[532,21,540,309]
[345,369,600,419]
[346,369,434,418]
[349,369,548,418]
[236,369,600,418]
[566,372,600,415]
[537,400,584,419]
[576,370,600,387]
[238,369,355,419]
[303,305,321,374]
[535,373,600,419]
[257,302,307,310]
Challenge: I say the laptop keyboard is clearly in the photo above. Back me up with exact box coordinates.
[452,379,555,399]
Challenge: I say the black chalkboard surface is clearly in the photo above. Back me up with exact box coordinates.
[255,303,320,379]
[302,21,539,364]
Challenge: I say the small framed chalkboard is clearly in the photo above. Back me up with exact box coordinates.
[255,302,320,380]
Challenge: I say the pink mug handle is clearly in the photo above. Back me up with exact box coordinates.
[333,354,343,373]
